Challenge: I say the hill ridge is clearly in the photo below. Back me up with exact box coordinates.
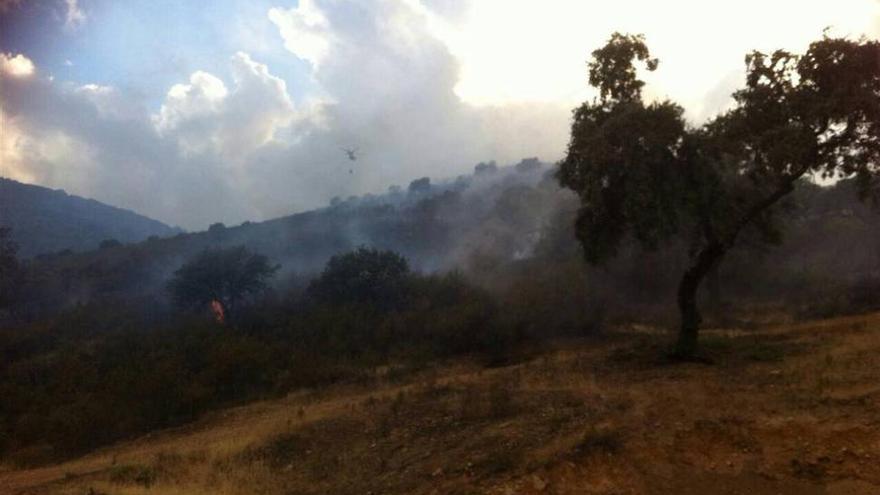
[0,177,182,257]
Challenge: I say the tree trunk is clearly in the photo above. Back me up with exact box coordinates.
[706,262,722,319]
[674,243,725,359]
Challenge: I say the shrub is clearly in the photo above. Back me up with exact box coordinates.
[306,247,410,311]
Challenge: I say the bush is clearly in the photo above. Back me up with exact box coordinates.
[306,247,410,311]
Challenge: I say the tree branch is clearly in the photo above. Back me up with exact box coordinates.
[724,162,812,247]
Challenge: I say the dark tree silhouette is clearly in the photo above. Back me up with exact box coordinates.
[408,177,432,194]
[307,247,410,311]
[99,239,122,249]
[168,246,278,320]
[0,227,23,316]
[558,32,880,358]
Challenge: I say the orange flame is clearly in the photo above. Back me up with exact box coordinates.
[210,300,225,324]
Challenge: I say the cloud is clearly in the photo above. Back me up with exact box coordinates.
[260,0,568,199]
[268,0,333,67]
[153,52,297,161]
[438,0,880,115]
[0,54,257,228]
[154,71,230,153]
[9,1,873,232]
[0,53,35,77]
[63,0,85,30]
[0,1,568,229]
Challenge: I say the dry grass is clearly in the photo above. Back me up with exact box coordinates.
[4,312,880,495]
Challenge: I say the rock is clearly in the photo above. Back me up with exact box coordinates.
[432,467,443,477]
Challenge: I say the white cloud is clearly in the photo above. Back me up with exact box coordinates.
[0,108,36,183]
[268,0,334,68]
[153,53,297,159]
[432,0,880,120]
[64,0,86,30]
[0,53,35,78]
[5,1,877,231]
[225,52,297,150]
[1,54,254,228]
[0,2,567,228]
[154,71,229,143]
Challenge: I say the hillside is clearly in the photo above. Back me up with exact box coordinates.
[1,161,877,473]
[12,163,878,318]
[3,311,879,495]
[10,160,562,312]
[0,178,181,258]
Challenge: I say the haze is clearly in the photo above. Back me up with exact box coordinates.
[1,0,878,229]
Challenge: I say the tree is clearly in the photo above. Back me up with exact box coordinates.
[307,247,410,311]
[99,239,122,249]
[168,246,278,321]
[0,227,23,316]
[208,222,227,241]
[408,177,432,194]
[558,33,879,358]
[474,161,498,176]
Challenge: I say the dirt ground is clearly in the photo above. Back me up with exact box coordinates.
[3,312,879,495]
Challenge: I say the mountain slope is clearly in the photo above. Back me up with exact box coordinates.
[0,178,181,258]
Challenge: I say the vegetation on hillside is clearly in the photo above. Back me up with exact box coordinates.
[0,34,878,472]
[0,178,181,258]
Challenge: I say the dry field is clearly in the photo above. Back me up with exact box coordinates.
[3,312,880,495]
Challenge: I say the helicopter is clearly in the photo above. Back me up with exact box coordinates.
[341,147,358,161]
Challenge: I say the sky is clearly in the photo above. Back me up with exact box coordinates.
[1,0,878,229]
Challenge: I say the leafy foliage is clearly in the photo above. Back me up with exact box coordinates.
[0,227,23,315]
[587,32,658,102]
[558,32,880,355]
[168,246,279,317]
[306,247,411,311]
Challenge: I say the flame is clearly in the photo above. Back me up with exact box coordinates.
[210,300,225,324]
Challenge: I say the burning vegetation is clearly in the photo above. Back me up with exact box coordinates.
[210,300,226,325]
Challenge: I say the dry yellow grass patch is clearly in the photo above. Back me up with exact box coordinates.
[4,312,880,495]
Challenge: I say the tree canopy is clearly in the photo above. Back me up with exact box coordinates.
[0,227,23,316]
[307,247,411,311]
[167,246,278,319]
[558,32,880,357]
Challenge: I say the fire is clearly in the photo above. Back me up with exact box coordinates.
[210,300,225,324]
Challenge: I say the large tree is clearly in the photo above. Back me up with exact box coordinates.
[168,246,278,321]
[558,33,879,358]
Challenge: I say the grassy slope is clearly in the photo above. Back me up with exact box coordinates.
[3,312,880,495]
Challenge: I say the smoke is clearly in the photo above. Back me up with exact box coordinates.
[0,0,569,230]
[6,0,873,231]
